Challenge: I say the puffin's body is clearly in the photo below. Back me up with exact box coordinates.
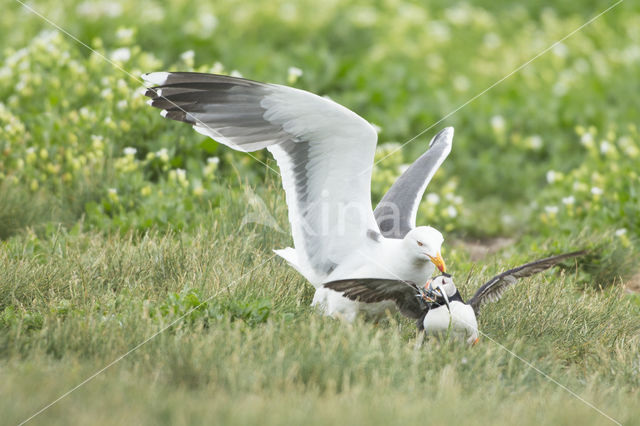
[409,274,479,344]
[421,299,479,345]
[324,251,585,344]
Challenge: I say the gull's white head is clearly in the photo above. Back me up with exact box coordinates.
[403,226,446,272]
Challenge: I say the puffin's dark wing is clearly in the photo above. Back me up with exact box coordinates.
[373,128,453,239]
[323,278,424,319]
[468,251,586,313]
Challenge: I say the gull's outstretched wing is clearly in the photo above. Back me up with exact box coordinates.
[468,251,586,313]
[373,127,453,239]
[142,72,379,281]
[324,278,424,319]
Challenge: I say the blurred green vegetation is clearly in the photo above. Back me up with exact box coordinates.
[1,0,639,238]
[1,0,639,424]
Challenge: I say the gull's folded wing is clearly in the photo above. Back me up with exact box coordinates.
[373,127,453,239]
[468,251,586,313]
[323,278,424,319]
[143,72,380,282]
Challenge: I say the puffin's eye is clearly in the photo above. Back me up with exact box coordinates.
[417,241,424,247]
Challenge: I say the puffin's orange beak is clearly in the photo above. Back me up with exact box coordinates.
[428,253,446,273]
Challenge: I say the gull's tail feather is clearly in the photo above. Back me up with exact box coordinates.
[273,247,323,287]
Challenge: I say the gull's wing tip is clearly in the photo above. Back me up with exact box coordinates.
[429,127,454,148]
[141,72,170,86]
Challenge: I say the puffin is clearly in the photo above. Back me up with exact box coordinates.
[323,251,585,344]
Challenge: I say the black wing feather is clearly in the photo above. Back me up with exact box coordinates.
[143,72,291,150]
[373,128,452,239]
[323,278,425,319]
[468,251,586,313]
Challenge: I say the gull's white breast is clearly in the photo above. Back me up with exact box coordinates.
[311,237,435,321]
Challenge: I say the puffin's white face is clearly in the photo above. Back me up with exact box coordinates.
[403,226,446,272]
[422,274,456,311]
[428,274,457,298]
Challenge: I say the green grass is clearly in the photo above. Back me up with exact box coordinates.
[1,189,639,425]
[2,0,640,424]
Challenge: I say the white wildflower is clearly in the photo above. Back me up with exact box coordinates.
[527,135,543,150]
[561,196,575,205]
[546,170,557,184]
[76,1,122,18]
[352,7,378,26]
[199,13,218,36]
[426,193,440,205]
[580,132,594,147]
[446,206,458,218]
[591,186,603,195]
[544,205,559,215]
[211,62,224,74]
[618,136,632,149]
[180,50,195,62]
[483,33,501,49]
[572,182,583,192]
[552,43,569,58]
[111,47,131,62]
[453,75,470,92]
[430,21,451,42]
[115,27,134,43]
[207,156,220,164]
[123,147,137,156]
[501,214,514,225]
[552,81,568,97]
[615,228,627,237]
[193,185,204,196]
[444,5,470,25]
[490,115,505,133]
[574,58,589,73]
[230,70,243,78]
[287,66,303,84]
[156,148,169,162]
[600,140,610,154]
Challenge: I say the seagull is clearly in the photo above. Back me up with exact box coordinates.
[323,251,586,343]
[142,72,452,320]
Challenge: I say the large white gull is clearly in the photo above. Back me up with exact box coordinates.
[142,72,452,321]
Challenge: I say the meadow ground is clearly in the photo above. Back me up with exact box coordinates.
[2,0,640,425]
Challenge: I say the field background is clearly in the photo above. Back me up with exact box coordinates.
[1,0,640,424]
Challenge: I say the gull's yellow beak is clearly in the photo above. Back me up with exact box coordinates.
[428,253,446,273]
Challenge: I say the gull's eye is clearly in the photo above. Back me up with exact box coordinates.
[417,241,424,247]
